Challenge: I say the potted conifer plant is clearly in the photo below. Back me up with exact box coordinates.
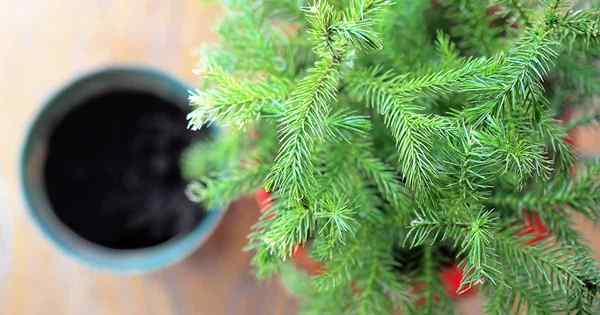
[184,0,600,314]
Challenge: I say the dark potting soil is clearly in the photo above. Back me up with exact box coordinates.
[44,91,206,249]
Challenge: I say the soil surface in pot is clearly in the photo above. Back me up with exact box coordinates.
[44,91,206,249]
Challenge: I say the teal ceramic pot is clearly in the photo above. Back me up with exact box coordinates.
[20,66,224,274]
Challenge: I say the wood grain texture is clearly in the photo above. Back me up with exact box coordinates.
[0,1,599,315]
[0,1,296,314]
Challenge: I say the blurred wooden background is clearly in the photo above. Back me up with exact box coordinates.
[0,1,297,314]
[0,1,599,315]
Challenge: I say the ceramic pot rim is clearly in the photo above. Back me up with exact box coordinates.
[20,65,225,274]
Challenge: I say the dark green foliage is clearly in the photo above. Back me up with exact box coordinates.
[184,0,600,314]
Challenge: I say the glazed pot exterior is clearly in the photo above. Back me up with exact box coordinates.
[20,66,224,274]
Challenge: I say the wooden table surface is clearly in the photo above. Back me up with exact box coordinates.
[0,2,296,314]
[1,2,599,315]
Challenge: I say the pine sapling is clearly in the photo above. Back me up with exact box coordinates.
[184,1,600,314]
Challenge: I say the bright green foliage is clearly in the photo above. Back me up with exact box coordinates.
[184,0,600,314]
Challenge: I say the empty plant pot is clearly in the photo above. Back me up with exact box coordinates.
[20,66,224,273]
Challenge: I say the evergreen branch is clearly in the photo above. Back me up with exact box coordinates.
[490,161,600,221]
[494,229,589,296]
[303,0,340,56]
[295,272,353,315]
[279,262,315,297]
[329,19,383,51]
[266,55,341,200]
[348,66,468,191]
[377,0,437,71]
[184,1,600,314]
[330,220,401,315]
[422,245,436,314]
[535,111,574,169]
[505,0,532,27]
[262,0,305,20]
[406,210,471,248]
[457,210,500,288]
[312,183,385,290]
[435,31,461,67]
[311,145,382,259]
[484,276,564,315]
[256,200,315,258]
[407,208,500,286]
[422,245,437,315]
[333,0,394,51]
[323,108,371,143]
[347,0,393,20]
[554,48,600,103]
[479,119,551,185]
[251,247,284,280]
[484,31,558,118]
[187,67,292,130]
[354,262,396,315]
[313,142,360,193]
[181,130,243,180]
[353,142,412,214]
[216,1,290,74]
[554,9,600,47]
[494,230,600,314]
[313,236,361,290]
[315,192,358,248]
[186,162,269,209]
[353,57,491,105]
[436,0,510,56]
[539,210,585,247]
[305,0,391,54]
[312,182,391,292]
[484,283,509,315]
[414,245,456,315]
[442,126,499,200]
